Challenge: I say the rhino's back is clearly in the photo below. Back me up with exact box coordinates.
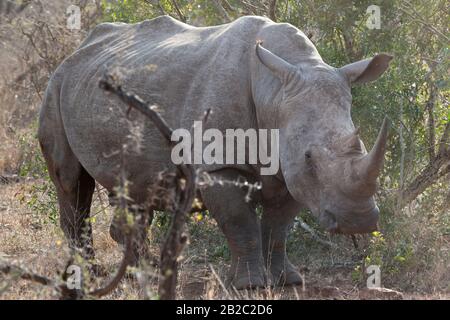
[50,15,270,198]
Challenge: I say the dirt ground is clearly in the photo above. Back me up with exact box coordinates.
[0,0,448,301]
[1,179,448,300]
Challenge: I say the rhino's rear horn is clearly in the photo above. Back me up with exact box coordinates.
[255,42,297,84]
[355,117,390,184]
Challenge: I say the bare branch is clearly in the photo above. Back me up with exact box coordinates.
[89,233,133,297]
[268,0,277,21]
[0,262,55,287]
[99,72,198,300]
[0,259,74,298]
[400,154,450,206]
[296,218,337,248]
[212,0,232,22]
[398,56,449,206]
[221,0,237,13]
[399,2,449,44]
[438,120,450,156]
[99,73,173,141]
[426,82,437,160]
[171,0,186,22]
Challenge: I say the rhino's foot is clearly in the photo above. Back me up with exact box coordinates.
[228,272,267,290]
[227,263,271,290]
[270,259,303,286]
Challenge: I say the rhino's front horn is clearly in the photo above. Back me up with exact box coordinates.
[255,42,297,84]
[355,117,390,186]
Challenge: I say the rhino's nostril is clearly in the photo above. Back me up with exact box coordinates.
[328,222,339,233]
[324,210,339,233]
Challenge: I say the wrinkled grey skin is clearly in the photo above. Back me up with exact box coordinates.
[38,15,392,289]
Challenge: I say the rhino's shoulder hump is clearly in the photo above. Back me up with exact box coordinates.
[224,15,272,35]
[80,15,187,48]
[136,14,190,31]
[80,21,129,47]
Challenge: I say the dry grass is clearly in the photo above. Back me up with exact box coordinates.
[1,180,449,300]
[0,0,448,301]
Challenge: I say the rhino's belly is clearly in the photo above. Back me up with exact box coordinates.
[76,134,173,202]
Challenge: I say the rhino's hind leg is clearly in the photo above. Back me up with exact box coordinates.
[261,201,303,286]
[200,169,268,289]
[55,166,96,262]
[38,80,102,282]
[39,136,96,264]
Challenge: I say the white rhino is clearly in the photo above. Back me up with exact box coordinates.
[38,15,392,289]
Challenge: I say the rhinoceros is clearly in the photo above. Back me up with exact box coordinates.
[38,15,392,289]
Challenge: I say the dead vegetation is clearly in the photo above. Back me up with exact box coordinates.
[0,0,449,300]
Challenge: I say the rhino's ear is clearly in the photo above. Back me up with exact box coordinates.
[256,42,297,84]
[339,54,393,85]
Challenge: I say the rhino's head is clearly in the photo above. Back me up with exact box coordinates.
[256,43,392,234]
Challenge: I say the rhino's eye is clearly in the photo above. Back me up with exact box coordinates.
[305,150,317,175]
[305,150,312,160]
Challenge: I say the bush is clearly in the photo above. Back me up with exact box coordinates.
[15,125,58,225]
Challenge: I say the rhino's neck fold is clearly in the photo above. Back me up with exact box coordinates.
[250,64,284,131]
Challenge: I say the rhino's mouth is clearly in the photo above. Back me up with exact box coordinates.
[324,207,379,235]
[323,210,339,233]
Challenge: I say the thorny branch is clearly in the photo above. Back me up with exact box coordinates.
[98,71,269,298]
[99,72,197,300]
[1,180,138,299]
[0,259,76,298]
[0,262,55,287]
[3,71,193,299]
[88,233,133,297]
[1,70,264,300]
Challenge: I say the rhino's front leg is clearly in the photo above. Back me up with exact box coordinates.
[200,169,268,289]
[261,199,303,286]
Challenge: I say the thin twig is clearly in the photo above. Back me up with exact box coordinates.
[296,217,337,248]
[99,72,198,300]
[268,0,277,21]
